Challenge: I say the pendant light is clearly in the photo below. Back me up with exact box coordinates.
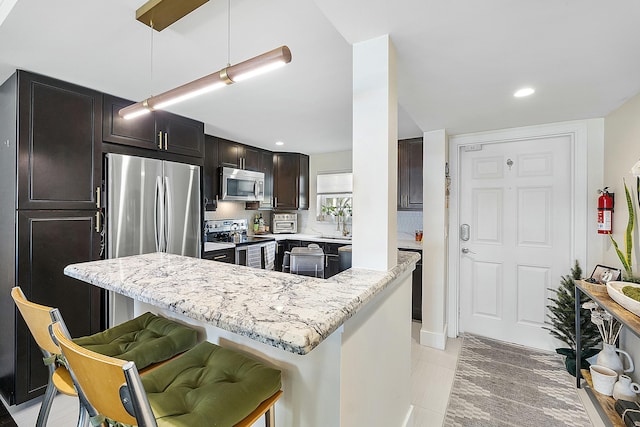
[120,0,292,120]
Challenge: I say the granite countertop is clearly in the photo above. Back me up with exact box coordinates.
[64,251,420,355]
[259,233,353,245]
[258,233,423,250]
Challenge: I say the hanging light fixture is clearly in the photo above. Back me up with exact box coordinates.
[119,46,291,119]
[120,0,292,120]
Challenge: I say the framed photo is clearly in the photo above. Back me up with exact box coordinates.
[590,264,622,284]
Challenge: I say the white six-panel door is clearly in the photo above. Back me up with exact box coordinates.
[458,135,571,349]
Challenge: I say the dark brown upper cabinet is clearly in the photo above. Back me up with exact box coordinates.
[398,138,423,211]
[203,135,219,211]
[260,150,274,210]
[103,94,204,158]
[273,152,309,210]
[204,135,274,210]
[218,138,261,171]
[17,71,102,211]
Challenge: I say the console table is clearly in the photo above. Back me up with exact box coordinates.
[575,280,640,427]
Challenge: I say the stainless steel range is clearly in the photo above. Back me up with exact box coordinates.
[204,219,276,269]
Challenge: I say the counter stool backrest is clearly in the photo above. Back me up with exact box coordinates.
[51,321,147,426]
[11,287,66,355]
[11,287,82,427]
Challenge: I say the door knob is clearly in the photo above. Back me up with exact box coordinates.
[461,247,475,254]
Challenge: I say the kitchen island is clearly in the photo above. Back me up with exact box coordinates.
[64,250,419,427]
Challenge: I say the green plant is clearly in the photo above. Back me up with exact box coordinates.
[544,260,601,375]
[321,197,352,218]
[610,179,635,278]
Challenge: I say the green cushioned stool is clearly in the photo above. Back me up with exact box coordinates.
[52,322,283,427]
[11,286,199,427]
[73,311,198,371]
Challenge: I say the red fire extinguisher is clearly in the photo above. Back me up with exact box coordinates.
[597,187,614,234]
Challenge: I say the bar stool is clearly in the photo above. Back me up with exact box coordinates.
[51,321,283,427]
[11,287,199,427]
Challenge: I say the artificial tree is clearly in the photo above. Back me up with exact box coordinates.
[544,260,601,375]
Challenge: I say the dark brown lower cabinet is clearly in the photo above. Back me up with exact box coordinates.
[400,248,423,321]
[1,211,104,404]
[203,248,235,264]
[412,257,423,321]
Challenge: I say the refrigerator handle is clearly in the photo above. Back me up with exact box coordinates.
[154,177,161,252]
[164,176,171,253]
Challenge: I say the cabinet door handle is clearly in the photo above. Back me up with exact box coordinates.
[274,197,277,208]
[96,186,101,209]
[158,131,163,149]
[164,132,168,151]
[95,211,101,233]
[213,255,227,260]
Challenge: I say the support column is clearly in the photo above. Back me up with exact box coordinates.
[421,129,448,349]
[351,35,398,271]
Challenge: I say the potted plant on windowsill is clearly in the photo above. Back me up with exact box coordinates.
[544,260,601,376]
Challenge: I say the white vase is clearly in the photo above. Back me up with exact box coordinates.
[596,343,635,375]
[613,374,640,402]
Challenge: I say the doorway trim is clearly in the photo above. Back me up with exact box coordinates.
[447,120,593,338]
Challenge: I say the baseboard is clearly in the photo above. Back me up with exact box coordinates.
[402,404,414,427]
[420,323,447,349]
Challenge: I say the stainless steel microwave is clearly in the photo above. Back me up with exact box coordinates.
[220,167,265,202]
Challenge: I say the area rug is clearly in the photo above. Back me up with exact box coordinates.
[444,334,591,427]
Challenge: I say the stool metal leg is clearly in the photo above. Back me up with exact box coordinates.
[77,400,89,427]
[35,357,57,427]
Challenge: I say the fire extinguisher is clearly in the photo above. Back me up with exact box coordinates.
[597,187,614,234]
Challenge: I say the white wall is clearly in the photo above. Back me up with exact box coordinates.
[603,91,640,380]
[421,129,448,349]
[351,35,398,271]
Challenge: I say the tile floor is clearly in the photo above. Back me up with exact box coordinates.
[2,322,606,426]
[410,322,462,426]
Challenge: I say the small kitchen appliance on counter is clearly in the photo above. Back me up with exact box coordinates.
[290,244,325,278]
[272,213,297,234]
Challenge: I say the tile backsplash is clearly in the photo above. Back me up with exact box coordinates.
[205,204,422,240]
[397,211,423,240]
[204,202,272,232]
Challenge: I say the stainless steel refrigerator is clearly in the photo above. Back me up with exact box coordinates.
[106,153,201,325]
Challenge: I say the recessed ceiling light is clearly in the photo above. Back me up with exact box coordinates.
[514,87,535,98]
[275,141,284,146]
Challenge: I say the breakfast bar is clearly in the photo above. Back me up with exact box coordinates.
[64,250,419,427]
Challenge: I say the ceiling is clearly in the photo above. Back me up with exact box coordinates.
[0,0,639,154]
